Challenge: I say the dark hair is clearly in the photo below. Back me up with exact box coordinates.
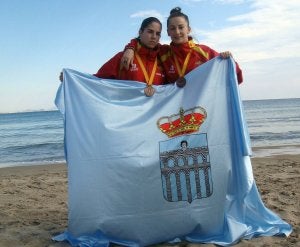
[139,17,162,32]
[181,140,188,146]
[167,7,190,27]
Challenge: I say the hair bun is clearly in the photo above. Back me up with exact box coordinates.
[170,7,181,15]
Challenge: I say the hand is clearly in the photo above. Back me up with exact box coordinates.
[59,72,63,82]
[219,51,232,59]
[120,49,134,70]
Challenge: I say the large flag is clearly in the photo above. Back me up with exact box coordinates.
[54,58,292,246]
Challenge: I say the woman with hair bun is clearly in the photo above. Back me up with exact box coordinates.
[122,7,243,85]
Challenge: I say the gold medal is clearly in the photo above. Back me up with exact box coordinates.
[135,50,157,97]
[176,77,186,88]
[144,85,155,97]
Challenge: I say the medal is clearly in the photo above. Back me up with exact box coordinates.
[144,85,155,97]
[176,77,186,88]
[135,51,158,97]
[174,49,192,88]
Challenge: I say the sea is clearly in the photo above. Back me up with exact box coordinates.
[0,98,300,168]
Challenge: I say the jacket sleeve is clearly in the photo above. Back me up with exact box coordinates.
[93,52,123,79]
[124,38,139,50]
[235,63,243,84]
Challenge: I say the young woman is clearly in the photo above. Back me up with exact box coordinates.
[94,17,166,96]
[122,7,243,85]
[60,17,166,96]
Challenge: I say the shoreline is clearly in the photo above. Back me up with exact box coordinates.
[252,144,300,157]
[0,153,299,246]
[1,144,300,169]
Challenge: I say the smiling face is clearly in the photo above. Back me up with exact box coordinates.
[139,22,162,49]
[167,16,191,44]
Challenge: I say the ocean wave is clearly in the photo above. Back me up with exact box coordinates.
[1,142,64,152]
[250,131,300,141]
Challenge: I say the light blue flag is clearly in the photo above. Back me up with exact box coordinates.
[53,57,292,247]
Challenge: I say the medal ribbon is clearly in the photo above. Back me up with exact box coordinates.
[135,53,157,87]
[173,50,192,77]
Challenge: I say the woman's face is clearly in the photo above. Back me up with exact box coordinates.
[167,16,191,44]
[139,22,161,49]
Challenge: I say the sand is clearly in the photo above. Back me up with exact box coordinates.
[0,153,299,247]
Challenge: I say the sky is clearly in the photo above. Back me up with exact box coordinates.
[0,0,299,113]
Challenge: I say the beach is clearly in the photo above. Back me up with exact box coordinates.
[0,152,299,247]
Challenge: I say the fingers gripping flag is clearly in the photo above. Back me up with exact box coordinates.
[54,58,292,246]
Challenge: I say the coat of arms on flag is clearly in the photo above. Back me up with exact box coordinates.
[157,107,212,203]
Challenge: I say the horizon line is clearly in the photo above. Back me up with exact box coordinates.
[0,97,299,114]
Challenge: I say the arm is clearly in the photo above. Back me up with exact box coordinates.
[120,38,139,70]
[121,38,166,70]
[121,48,135,70]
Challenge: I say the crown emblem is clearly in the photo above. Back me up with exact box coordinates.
[157,107,207,138]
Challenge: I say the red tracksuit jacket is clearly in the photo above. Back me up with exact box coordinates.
[94,42,166,85]
[126,38,243,84]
